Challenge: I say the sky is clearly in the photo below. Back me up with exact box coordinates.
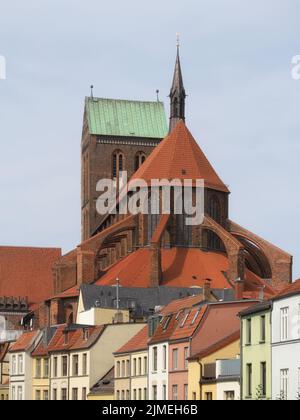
[0,0,300,278]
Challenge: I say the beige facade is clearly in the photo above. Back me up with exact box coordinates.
[32,357,50,400]
[115,354,131,400]
[50,323,144,400]
[130,350,148,400]
[115,350,148,400]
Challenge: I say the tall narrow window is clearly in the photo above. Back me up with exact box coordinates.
[163,345,167,371]
[184,347,189,370]
[172,349,178,371]
[208,196,221,221]
[82,353,87,376]
[280,369,289,400]
[153,347,158,372]
[112,150,124,179]
[62,356,68,377]
[72,355,79,376]
[260,315,266,343]
[135,152,146,171]
[261,362,267,397]
[172,385,178,400]
[280,308,289,341]
[246,319,252,345]
[152,385,157,401]
[246,364,252,397]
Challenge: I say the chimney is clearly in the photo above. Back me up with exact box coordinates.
[203,279,212,301]
[235,277,244,300]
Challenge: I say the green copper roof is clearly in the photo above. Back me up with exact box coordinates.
[85,97,168,139]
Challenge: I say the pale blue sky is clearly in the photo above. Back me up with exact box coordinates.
[0,0,300,278]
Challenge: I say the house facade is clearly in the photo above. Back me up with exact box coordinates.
[272,281,300,400]
[9,331,42,401]
[189,335,240,400]
[240,301,272,400]
[114,326,149,401]
[47,323,144,400]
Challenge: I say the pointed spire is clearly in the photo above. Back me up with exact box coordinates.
[169,35,186,133]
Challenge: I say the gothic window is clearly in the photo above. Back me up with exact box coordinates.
[112,150,125,179]
[208,196,221,223]
[176,214,193,247]
[135,152,146,171]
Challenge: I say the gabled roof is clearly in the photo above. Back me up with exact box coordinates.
[272,279,300,302]
[115,326,149,355]
[47,325,105,353]
[85,97,168,139]
[0,246,61,305]
[190,301,258,358]
[10,331,40,353]
[149,295,207,345]
[190,329,240,360]
[131,121,229,193]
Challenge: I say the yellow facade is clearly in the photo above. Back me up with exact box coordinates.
[188,340,240,400]
[130,350,148,400]
[114,354,131,400]
[0,385,9,401]
[32,357,50,401]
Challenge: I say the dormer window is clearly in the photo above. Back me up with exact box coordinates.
[83,329,89,341]
[180,311,191,328]
[63,332,69,345]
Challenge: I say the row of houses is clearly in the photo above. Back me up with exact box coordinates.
[0,280,299,400]
[240,279,300,400]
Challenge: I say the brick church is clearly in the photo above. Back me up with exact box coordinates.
[42,46,292,326]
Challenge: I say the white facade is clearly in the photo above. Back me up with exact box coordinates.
[148,342,169,400]
[217,381,240,401]
[216,359,240,401]
[10,352,33,400]
[272,294,300,400]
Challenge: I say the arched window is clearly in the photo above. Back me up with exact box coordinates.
[208,196,221,223]
[135,152,146,171]
[112,150,125,179]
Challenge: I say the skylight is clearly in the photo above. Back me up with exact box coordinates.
[180,311,190,328]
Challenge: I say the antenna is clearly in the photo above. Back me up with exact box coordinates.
[90,85,94,99]
[156,89,160,102]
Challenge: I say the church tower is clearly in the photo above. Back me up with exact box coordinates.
[169,41,186,132]
[81,98,168,241]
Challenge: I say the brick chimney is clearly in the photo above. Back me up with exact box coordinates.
[203,279,212,301]
[235,277,244,300]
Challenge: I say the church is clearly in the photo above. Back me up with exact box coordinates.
[41,46,292,327]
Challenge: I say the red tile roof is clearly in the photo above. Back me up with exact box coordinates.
[10,331,39,353]
[97,248,230,289]
[273,279,300,301]
[0,246,61,304]
[190,329,240,359]
[190,301,257,358]
[115,326,149,354]
[149,295,207,345]
[47,325,105,353]
[96,247,273,298]
[131,121,229,193]
[31,341,48,357]
[52,286,80,300]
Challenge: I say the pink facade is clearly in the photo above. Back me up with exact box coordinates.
[168,341,190,400]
